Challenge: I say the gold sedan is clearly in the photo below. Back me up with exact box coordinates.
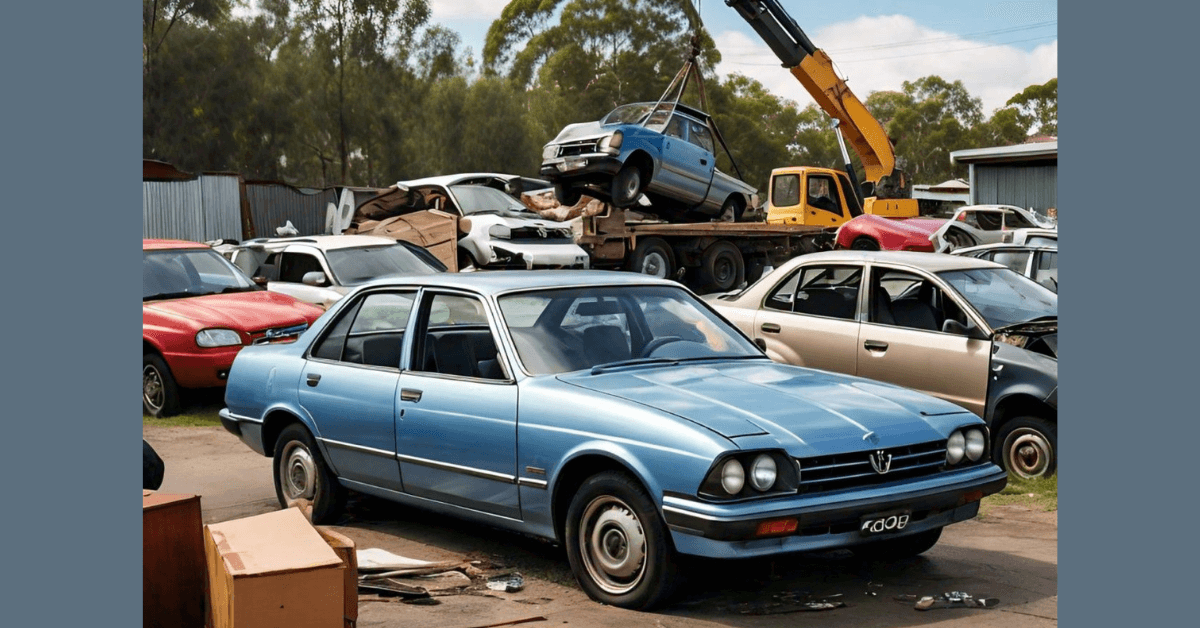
[708,250,1059,479]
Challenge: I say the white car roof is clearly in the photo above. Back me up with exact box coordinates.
[397,173,522,188]
[242,235,399,252]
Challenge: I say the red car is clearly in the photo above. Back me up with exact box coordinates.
[143,239,324,417]
[833,214,944,252]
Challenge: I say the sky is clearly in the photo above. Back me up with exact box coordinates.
[428,0,1058,115]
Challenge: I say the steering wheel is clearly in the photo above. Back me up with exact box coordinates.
[640,336,686,358]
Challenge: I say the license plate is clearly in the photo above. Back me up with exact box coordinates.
[860,510,911,536]
[557,158,588,172]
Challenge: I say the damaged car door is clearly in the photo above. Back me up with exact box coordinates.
[754,264,863,374]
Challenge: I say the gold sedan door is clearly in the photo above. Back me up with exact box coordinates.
[753,264,863,375]
[856,265,991,417]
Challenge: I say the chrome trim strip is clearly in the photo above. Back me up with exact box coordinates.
[222,409,263,424]
[662,504,725,522]
[395,453,517,484]
[318,438,395,459]
[517,478,548,489]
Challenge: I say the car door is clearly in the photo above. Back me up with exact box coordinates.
[298,290,417,491]
[271,248,334,304]
[753,263,863,375]
[656,114,711,204]
[394,290,521,519]
[856,265,990,417]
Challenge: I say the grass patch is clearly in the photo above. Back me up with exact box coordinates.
[982,474,1057,513]
[143,409,223,427]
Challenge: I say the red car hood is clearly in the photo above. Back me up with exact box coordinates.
[143,291,321,333]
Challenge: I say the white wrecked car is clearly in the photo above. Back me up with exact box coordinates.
[928,205,1056,252]
[399,174,591,271]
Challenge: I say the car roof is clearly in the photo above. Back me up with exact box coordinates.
[240,235,399,251]
[355,270,677,296]
[953,243,1058,255]
[620,101,710,121]
[397,173,527,188]
[781,250,1005,273]
[143,238,208,251]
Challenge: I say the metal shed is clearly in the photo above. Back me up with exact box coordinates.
[950,141,1057,212]
[244,182,338,237]
[143,171,244,242]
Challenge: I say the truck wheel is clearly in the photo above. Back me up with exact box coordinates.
[698,241,745,293]
[629,238,675,279]
[555,184,583,207]
[611,165,642,208]
[851,237,880,251]
[994,416,1057,479]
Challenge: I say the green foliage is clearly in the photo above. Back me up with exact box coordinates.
[1006,77,1057,136]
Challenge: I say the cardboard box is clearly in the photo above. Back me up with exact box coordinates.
[315,527,358,628]
[204,508,345,628]
[143,490,206,628]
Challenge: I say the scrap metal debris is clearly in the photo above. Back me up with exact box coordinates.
[486,573,526,593]
[864,581,884,597]
[729,591,846,615]
[894,591,999,610]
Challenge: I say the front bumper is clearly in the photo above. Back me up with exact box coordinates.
[484,242,591,270]
[539,153,623,181]
[163,347,241,388]
[662,464,1007,559]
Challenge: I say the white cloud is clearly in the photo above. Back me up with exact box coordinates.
[713,15,1057,115]
[429,0,510,21]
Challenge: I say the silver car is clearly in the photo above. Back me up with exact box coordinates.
[709,250,1058,479]
[929,205,1057,252]
[953,243,1058,292]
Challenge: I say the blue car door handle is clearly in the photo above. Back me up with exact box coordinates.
[400,388,423,403]
[306,373,321,387]
[700,158,708,165]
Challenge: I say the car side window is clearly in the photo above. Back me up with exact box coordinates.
[974,211,1003,231]
[255,252,282,281]
[688,121,715,153]
[1034,251,1057,290]
[415,294,506,381]
[1004,210,1036,229]
[279,252,324,283]
[665,115,686,140]
[324,292,417,368]
[310,299,363,361]
[991,250,1032,274]
[806,175,843,216]
[772,174,800,207]
[869,269,965,333]
[767,265,861,320]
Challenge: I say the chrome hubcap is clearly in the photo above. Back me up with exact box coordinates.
[1004,428,1053,479]
[143,365,165,411]
[280,443,317,502]
[579,496,647,594]
[641,252,668,278]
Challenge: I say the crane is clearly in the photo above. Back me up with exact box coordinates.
[726,0,919,224]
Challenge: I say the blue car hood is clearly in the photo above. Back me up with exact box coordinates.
[558,361,972,454]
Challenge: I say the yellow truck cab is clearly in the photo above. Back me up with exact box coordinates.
[766,166,919,226]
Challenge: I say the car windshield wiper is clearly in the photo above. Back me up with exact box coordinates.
[590,358,679,375]
[143,291,193,301]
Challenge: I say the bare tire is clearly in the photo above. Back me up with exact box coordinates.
[718,196,745,222]
[855,527,942,560]
[994,416,1057,479]
[629,237,675,279]
[851,237,880,251]
[698,241,745,293]
[273,424,347,524]
[555,183,583,207]
[143,353,181,418]
[611,164,643,208]
[565,471,678,610]
[944,229,976,250]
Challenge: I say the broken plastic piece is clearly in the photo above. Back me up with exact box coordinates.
[487,573,526,593]
[912,591,1000,610]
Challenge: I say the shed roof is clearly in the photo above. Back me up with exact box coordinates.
[950,141,1057,165]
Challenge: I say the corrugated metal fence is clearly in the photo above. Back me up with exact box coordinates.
[972,164,1058,211]
[245,183,338,237]
[143,174,243,242]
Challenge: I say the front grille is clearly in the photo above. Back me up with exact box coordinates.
[249,323,308,345]
[797,440,947,494]
[556,140,598,157]
[508,227,574,242]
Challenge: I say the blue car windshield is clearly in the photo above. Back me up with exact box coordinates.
[499,286,762,375]
[938,268,1057,329]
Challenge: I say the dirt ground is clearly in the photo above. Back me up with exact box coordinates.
[145,425,1057,627]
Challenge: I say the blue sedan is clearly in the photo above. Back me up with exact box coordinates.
[220,271,1007,609]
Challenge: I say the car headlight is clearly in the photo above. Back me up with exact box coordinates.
[488,225,511,240]
[720,459,745,494]
[946,430,966,465]
[196,328,243,348]
[542,144,558,160]
[599,130,624,151]
[965,428,987,461]
[749,454,777,491]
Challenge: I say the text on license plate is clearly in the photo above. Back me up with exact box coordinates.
[860,511,911,536]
